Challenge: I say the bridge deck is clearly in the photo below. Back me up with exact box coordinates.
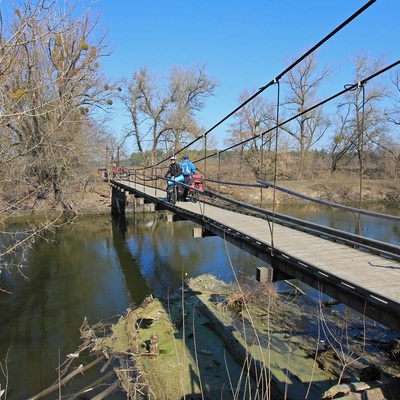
[116,180,400,331]
[181,196,400,303]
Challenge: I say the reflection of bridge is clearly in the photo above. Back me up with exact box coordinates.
[109,177,400,333]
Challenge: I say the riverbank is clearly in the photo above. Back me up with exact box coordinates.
[43,274,400,400]
[216,176,400,208]
[3,173,400,217]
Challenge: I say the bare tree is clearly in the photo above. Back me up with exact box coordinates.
[224,89,277,178]
[0,0,112,274]
[329,53,391,174]
[281,53,331,157]
[387,68,400,177]
[2,0,112,205]
[119,65,218,165]
[387,67,400,126]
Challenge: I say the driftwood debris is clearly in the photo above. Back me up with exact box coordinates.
[90,380,120,400]
[67,370,115,400]
[27,355,105,400]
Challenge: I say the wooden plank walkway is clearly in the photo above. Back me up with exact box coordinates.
[181,199,400,301]
[117,180,400,331]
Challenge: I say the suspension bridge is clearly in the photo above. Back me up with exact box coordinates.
[103,0,400,333]
[108,174,400,334]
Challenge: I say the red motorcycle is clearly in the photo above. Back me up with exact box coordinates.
[189,174,204,202]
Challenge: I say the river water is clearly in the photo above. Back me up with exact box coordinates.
[0,205,399,398]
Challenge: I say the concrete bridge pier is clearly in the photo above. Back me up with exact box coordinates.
[129,194,156,212]
[111,186,155,214]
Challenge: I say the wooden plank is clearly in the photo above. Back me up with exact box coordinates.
[379,287,400,298]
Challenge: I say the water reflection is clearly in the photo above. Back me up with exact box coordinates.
[117,212,265,297]
[0,216,132,398]
[111,216,151,304]
[274,203,400,245]
[0,213,265,398]
[0,204,398,398]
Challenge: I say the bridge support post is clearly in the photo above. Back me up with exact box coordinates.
[256,266,274,283]
[111,187,126,214]
[126,195,155,212]
[192,227,216,238]
[256,266,290,283]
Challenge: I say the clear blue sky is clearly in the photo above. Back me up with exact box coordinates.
[91,0,399,149]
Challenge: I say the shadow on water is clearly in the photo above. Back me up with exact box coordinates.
[110,214,285,399]
[116,212,268,295]
[111,215,151,305]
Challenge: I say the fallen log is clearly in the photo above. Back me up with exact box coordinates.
[67,369,115,400]
[196,301,283,399]
[27,355,105,400]
[100,355,114,373]
[91,380,120,400]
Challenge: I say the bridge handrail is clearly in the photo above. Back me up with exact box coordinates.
[204,177,400,222]
[128,170,159,182]
[258,179,400,222]
[202,186,400,263]
[205,178,264,189]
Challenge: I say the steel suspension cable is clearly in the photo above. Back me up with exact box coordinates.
[201,134,208,218]
[257,180,400,222]
[148,0,377,169]
[258,0,377,92]
[192,59,400,166]
[199,0,377,141]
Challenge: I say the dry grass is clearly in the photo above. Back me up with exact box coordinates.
[224,275,279,315]
[197,151,400,206]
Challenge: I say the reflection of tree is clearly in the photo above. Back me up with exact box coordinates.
[121,214,266,297]
[0,221,132,396]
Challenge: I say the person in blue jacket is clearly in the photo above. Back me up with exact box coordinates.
[179,154,196,201]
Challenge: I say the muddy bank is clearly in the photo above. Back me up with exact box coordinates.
[36,274,400,400]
